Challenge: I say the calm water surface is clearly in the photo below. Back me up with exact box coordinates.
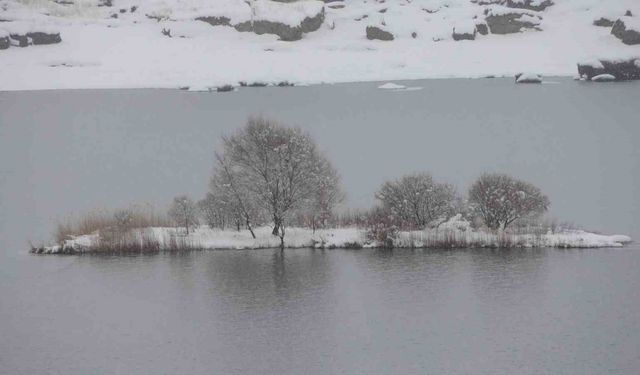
[1,247,640,374]
[1,78,639,374]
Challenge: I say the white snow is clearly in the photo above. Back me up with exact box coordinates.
[516,72,542,83]
[252,0,324,27]
[1,0,640,90]
[591,73,616,81]
[378,82,405,89]
[35,215,632,254]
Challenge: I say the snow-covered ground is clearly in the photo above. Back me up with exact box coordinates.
[1,0,640,91]
[34,215,632,254]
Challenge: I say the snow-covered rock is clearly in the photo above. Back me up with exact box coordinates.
[366,25,394,41]
[0,29,9,50]
[504,0,553,12]
[593,17,615,27]
[452,22,477,41]
[194,0,325,41]
[611,17,640,45]
[378,82,405,89]
[484,7,542,34]
[577,58,640,81]
[515,72,542,83]
[591,73,616,82]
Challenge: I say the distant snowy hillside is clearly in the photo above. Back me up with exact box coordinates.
[1,0,639,90]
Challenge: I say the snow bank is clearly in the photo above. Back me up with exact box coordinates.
[378,82,405,89]
[2,0,640,90]
[252,0,324,27]
[591,73,616,82]
[32,216,632,254]
[515,72,542,83]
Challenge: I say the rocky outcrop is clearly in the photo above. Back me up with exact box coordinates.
[476,22,489,35]
[366,25,394,41]
[577,58,640,81]
[199,4,324,41]
[28,31,62,45]
[485,10,542,34]
[593,17,615,27]
[9,31,61,47]
[611,18,640,45]
[452,27,476,41]
[471,0,552,12]
[504,0,553,12]
[0,35,9,50]
[196,16,232,27]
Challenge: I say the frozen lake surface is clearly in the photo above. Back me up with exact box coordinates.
[1,78,639,374]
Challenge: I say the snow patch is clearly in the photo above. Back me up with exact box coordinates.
[378,82,406,89]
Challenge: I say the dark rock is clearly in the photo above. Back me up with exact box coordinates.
[593,17,615,27]
[27,32,62,45]
[277,81,294,87]
[366,25,394,41]
[252,20,303,41]
[505,0,553,12]
[196,16,232,27]
[217,85,234,92]
[625,10,632,17]
[611,18,640,45]
[231,7,324,41]
[577,58,640,81]
[9,34,29,47]
[300,7,325,34]
[131,6,138,13]
[476,23,489,35]
[485,12,541,34]
[452,27,476,41]
[98,0,112,7]
[119,8,127,13]
[0,36,8,49]
[411,31,417,38]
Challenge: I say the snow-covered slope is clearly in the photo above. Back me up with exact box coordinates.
[1,0,639,90]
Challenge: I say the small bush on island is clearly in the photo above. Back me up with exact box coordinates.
[375,173,456,230]
[468,173,550,231]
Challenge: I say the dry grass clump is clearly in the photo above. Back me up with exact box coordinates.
[54,205,171,244]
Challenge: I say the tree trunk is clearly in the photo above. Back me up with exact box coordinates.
[246,217,256,239]
[272,216,281,236]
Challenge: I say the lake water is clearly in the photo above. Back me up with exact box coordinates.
[2,247,640,374]
[1,78,639,373]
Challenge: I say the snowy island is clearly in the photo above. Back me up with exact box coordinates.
[1,0,640,91]
[30,117,632,255]
[32,217,632,254]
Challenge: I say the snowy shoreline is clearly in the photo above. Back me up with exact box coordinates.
[1,0,639,91]
[32,221,632,255]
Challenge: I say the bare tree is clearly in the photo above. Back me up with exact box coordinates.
[210,153,260,238]
[468,173,550,231]
[304,158,345,232]
[375,173,456,229]
[217,117,342,249]
[168,195,198,234]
